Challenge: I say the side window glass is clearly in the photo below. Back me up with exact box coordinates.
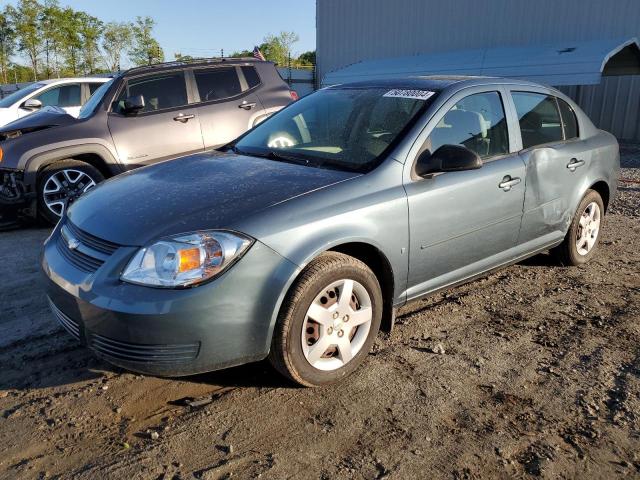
[512,92,563,149]
[194,67,242,102]
[427,91,509,158]
[557,98,579,140]
[117,72,188,113]
[88,83,103,96]
[241,66,261,89]
[36,84,81,107]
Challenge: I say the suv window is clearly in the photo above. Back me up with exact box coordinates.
[558,98,579,140]
[88,82,104,96]
[36,84,81,107]
[427,91,509,159]
[512,92,563,149]
[194,66,242,102]
[117,72,188,113]
[241,66,261,89]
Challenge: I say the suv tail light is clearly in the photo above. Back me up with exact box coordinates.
[289,90,299,101]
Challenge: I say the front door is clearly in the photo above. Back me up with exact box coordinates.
[190,65,266,149]
[108,70,204,168]
[405,90,526,299]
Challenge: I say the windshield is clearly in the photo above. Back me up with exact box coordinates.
[234,87,436,172]
[78,79,114,119]
[0,83,45,108]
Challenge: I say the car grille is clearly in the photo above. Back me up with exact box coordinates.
[48,298,81,340]
[90,334,200,364]
[56,220,120,273]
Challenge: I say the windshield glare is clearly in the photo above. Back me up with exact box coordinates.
[78,79,114,119]
[0,83,45,108]
[235,87,435,172]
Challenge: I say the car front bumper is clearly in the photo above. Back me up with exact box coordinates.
[0,168,35,223]
[41,221,299,376]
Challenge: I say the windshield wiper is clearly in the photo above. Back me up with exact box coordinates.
[232,146,313,167]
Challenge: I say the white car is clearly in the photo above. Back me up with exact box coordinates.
[0,77,110,127]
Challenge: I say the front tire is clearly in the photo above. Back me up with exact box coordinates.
[37,160,104,225]
[552,189,604,266]
[269,252,383,387]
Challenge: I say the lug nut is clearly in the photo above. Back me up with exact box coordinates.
[333,312,339,319]
[343,315,349,322]
[327,327,333,335]
[337,330,344,337]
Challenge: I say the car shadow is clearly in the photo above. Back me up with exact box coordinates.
[518,252,558,267]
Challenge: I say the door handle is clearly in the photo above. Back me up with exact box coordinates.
[499,176,521,192]
[567,158,585,172]
[238,102,256,110]
[173,114,195,123]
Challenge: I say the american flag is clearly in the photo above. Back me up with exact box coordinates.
[253,46,266,61]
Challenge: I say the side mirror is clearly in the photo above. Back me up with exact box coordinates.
[415,144,483,177]
[21,98,43,111]
[122,94,145,115]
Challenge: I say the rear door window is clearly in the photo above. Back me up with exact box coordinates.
[194,66,242,102]
[512,92,563,149]
[557,98,579,140]
[241,66,261,89]
[116,72,188,113]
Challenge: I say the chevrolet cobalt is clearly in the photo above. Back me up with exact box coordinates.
[42,77,619,386]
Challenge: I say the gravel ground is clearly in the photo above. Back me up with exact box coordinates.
[0,147,638,480]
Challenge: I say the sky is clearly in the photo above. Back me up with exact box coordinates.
[5,0,316,65]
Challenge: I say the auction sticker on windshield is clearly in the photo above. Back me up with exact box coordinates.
[383,89,436,100]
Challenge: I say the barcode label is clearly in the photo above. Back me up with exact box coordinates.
[383,89,436,100]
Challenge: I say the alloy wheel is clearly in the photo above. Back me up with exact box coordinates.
[42,169,97,217]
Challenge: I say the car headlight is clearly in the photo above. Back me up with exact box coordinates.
[121,230,253,288]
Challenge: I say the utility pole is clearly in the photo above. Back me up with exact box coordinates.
[221,48,224,58]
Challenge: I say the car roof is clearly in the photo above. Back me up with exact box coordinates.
[122,58,274,77]
[328,75,548,92]
[37,77,111,85]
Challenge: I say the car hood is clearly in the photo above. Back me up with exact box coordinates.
[0,106,76,137]
[68,151,360,246]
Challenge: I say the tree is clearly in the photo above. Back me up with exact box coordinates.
[58,7,82,75]
[101,21,132,71]
[9,0,43,80]
[40,0,64,78]
[229,49,252,58]
[76,11,102,74]
[174,52,194,62]
[129,16,164,66]
[297,50,315,66]
[259,31,299,66]
[0,7,16,83]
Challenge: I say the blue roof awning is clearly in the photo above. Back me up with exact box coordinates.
[322,38,640,87]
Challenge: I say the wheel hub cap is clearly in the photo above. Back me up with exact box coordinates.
[576,201,601,256]
[301,279,373,371]
[42,169,97,218]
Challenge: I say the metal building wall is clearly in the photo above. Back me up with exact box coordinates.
[317,0,640,140]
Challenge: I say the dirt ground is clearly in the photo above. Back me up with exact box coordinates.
[0,147,638,480]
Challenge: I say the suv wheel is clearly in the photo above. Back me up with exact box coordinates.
[269,252,382,387]
[37,160,104,225]
[552,189,604,266]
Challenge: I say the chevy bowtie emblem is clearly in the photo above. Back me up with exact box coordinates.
[67,237,80,250]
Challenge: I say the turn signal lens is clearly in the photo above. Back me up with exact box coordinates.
[0,146,3,163]
[178,247,201,272]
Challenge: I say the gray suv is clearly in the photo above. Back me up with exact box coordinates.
[0,58,295,225]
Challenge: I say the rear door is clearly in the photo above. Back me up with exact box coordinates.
[107,70,204,168]
[404,88,526,299]
[190,65,265,148]
[507,90,592,245]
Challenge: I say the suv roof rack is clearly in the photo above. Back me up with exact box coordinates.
[123,57,267,75]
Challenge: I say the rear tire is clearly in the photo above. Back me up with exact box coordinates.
[37,160,103,225]
[269,252,383,387]
[551,189,604,266]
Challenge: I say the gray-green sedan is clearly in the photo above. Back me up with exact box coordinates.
[42,76,619,386]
